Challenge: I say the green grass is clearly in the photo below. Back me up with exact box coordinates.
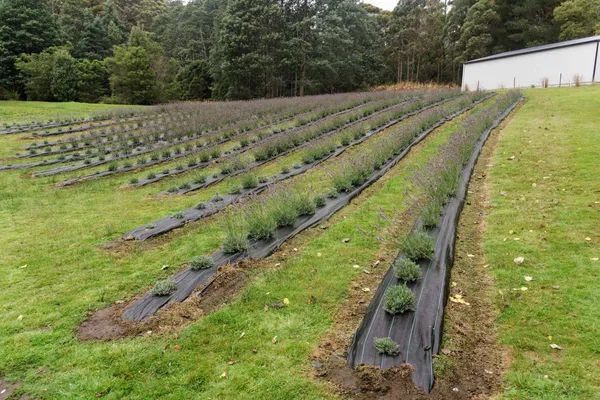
[0,98,475,399]
[485,86,600,398]
[0,101,143,125]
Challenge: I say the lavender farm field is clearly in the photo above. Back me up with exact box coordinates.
[1,87,598,400]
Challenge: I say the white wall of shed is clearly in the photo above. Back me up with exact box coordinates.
[462,42,600,91]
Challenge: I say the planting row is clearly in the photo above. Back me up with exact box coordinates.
[128,92,450,191]
[149,91,468,196]
[121,91,492,321]
[2,93,382,173]
[22,91,395,155]
[17,92,366,154]
[46,93,419,184]
[0,106,147,136]
[122,92,484,241]
[347,90,523,392]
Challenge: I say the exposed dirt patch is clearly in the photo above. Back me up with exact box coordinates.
[77,262,248,341]
[78,306,127,341]
[317,101,522,399]
[0,378,32,400]
[0,378,20,400]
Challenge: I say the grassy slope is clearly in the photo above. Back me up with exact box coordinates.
[2,90,598,398]
[486,87,600,398]
[0,97,480,398]
[0,101,142,124]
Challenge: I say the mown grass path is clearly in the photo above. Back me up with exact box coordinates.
[482,87,600,398]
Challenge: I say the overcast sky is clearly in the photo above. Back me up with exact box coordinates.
[364,0,397,11]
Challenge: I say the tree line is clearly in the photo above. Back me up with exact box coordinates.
[0,0,598,104]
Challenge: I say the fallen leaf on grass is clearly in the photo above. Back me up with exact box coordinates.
[467,254,475,258]
[550,344,563,350]
[451,281,457,288]
[174,345,181,352]
[283,298,289,306]
[272,336,278,344]
[449,294,470,305]
[363,270,371,274]
[591,258,599,261]
[514,256,525,265]
[524,276,533,282]
[512,287,528,291]
[342,238,350,243]
[19,264,27,269]
[317,253,322,257]
[361,287,370,292]
[17,315,23,321]
[240,332,245,338]
[263,305,269,312]
[585,237,591,241]
[220,371,228,379]
[353,264,360,269]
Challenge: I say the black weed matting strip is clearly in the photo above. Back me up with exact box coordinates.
[121,94,483,241]
[121,99,485,322]
[32,100,385,181]
[346,97,523,392]
[24,114,164,138]
[11,111,299,170]
[0,116,116,136]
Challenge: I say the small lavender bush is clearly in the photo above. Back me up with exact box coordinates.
[152,279,177,296]
[393,258,421,282]
[383,284,416,314]
[400,232,434,261]
[374,337,400,356]
[190,255,214,270]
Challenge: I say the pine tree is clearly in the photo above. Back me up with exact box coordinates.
[456,0,503,64]
[211,0,286,99]
[77,11,113,60]
[57,0,88,49]
[102,0,128,47]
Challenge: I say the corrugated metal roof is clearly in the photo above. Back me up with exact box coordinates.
[464,35,600,64]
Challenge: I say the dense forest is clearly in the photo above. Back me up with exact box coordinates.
[0,0,598,104]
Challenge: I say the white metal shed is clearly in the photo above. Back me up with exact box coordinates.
[462,35,600,91]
